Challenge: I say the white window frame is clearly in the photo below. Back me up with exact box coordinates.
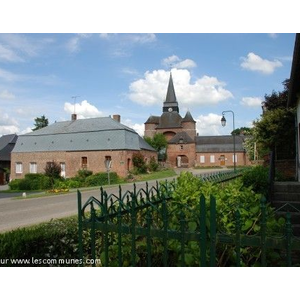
[16,162,23,174]
[29,162,37,174]
[60,162,66,178]
[232,154,238,163]
[210,155,215,163]
[200,155,205,163]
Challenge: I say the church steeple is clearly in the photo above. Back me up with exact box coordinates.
[163,72,179,113]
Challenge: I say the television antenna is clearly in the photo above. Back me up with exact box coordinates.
[71,96,80,114]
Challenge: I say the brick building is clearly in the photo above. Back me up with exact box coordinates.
[11,115,156,179]
[144,73,250,168]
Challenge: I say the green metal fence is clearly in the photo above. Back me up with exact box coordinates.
[78,178,300,267]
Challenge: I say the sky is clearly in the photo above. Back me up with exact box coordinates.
[0,33,296,137]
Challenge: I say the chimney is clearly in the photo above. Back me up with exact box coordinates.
[112,114,121,123]
[71,114,77,121]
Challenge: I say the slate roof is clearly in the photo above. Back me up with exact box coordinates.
[13,117,155,153]
[196,135,246,153]
[0,134,17,161]
[156,112,183,129]
[182,110,196,123]
[168,132,194,144]
[165,73,177,104]
[145,116,160,124]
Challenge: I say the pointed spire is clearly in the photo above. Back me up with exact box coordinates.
[165,72,177,103]
[182,110,196,123]
[163,72,179,113]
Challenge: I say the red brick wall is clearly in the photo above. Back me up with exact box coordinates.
[195,152,251,167]
[167,143,196,168]
[11,149,157,180]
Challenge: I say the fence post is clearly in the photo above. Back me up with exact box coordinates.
[131,192,137,266]
[200,195,206,267]
[210,195,216,267]
[285,212,292,267]
[260,196,267,267]
[103,191,109,267]
[77,190,84,266]
[90,201,96,267]
[162,196,168,267]
[180,211,186,267]
[146,207,152,267]
[235,209,241,267]
[117,203,123,267]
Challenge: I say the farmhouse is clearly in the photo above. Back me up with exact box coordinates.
[11,115,156,179]
[144,73,251,168]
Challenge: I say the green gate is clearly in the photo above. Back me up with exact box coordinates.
[78,181,300,267]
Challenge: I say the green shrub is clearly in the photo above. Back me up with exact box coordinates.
[132,153,147,174]
[85,172,120,187]
[241,166,269,195]
[76,169,93,182]
[8,174,51,191]
[64,179,82,189]
[148,156,159,172]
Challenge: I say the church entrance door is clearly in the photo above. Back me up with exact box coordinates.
[177,155,188,168]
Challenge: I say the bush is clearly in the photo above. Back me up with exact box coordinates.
[132,153,147,174]
[0,217,81,266]
[64,179,82,189]
[75,169,93,182]
[85,172,120,187]
[148,156,159,172]
[241,166,269,195]
[8,174,51,191]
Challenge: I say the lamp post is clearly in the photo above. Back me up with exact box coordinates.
[221,110,236,172]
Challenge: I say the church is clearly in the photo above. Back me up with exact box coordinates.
[144,73,251,168]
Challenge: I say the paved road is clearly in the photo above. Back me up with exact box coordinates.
[0,168,226,233]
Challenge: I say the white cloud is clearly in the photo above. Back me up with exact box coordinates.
[19,127,32,135]
[65,34,92,53]
[0,44,24,62]
[195,113,223,136]
[0,34,54,62]
[240,97,262,107]
[123,119,145,136]
[129,68,233,107]
[240,52,282,74]
[268,33,278,39]
[162,55,197,69]
[0,90,15,100]
[64,100,104,119]
[0,67,20,82]
[0,111,19,135]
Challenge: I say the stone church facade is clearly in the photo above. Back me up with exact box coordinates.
[144,73,251,168]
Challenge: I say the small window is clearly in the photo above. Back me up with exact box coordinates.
[60,163,66,178]
[81,157,87,169]
[180,145,183,150]
[232,154,238,163]
[105,156,112,170]
[16,162,23,174]
[29,162,37,174]
[210,155,215,163]
[200,156,205,163]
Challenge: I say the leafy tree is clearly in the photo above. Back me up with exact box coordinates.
[32,115,49,131]
[144,133,167,152]
[251,79,296,159]
[231,127,252,136]
[132,153,147,174]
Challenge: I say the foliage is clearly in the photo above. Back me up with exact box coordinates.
[241,166,269,195]
[262,79,289,111]
[44,161,62,189]
[85,172,120,187]
[144,133,167,152]
[231,127,252,136]
[255,108,296,150]
[9,173,51,191]
[132,152,147,174]
[32,115,49,131]
[147,156,159,172]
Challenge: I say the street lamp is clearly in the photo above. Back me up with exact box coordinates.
[221,110,236,172]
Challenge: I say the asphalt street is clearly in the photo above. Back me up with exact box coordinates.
[0,168,226,232]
